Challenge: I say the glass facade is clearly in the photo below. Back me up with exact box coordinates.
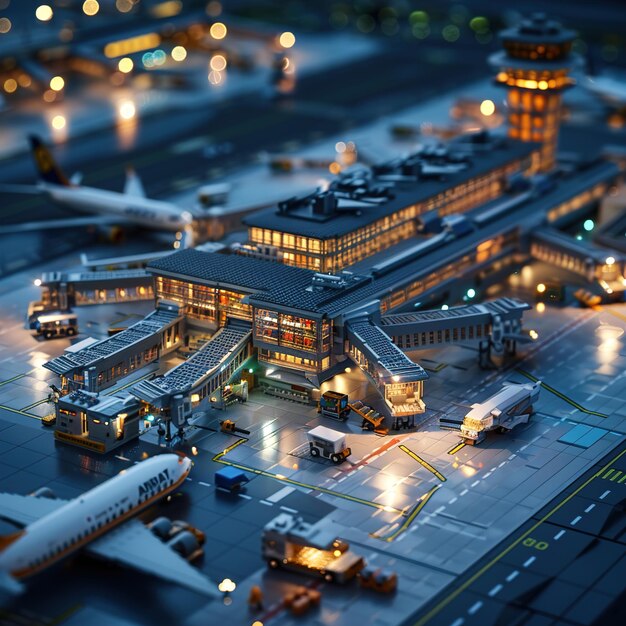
[155,277,252,324]
[254,309,331,355]
[248,155,534,273]
[259,348,329,373]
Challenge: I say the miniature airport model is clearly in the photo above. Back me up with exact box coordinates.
[0,454,215,596]
[262,512,364,583]
[458,381,542,445]
[1,8,626,626]
[306,425,352,464]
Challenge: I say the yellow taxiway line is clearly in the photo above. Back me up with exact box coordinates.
[399,444,447,482]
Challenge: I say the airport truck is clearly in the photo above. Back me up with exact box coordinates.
[460,381,541,445]
[33,312,78,340]
[307,425,351,464]
[262,512,364,583]
[318,390,350,420]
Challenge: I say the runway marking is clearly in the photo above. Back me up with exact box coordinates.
[213,438,405,515]
[342,437,402,472]
[0,373,27,387]
[554,530,566,540]
[412,443,626,626]
[371,484,441,542]
[447,442,466,456]
[516,369,608,418]
[399,445,446,482]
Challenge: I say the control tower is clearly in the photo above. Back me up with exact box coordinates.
[490,13,579,172]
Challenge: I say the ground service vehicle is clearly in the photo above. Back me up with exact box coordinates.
[262,512,364,583]
[460,381,541,445]
[318,390,350,420]
[307,425,351,464]
[34,312,78,339]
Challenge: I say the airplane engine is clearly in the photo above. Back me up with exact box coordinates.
[167,530,202,561]
[148,516,173,540]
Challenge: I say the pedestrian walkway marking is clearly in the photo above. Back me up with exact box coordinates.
[610,471,622,481]
[399,445,446,482]
[213,438,405,515]
[516,369,608,418]
[603,468,615,480]
[447,442,466,456]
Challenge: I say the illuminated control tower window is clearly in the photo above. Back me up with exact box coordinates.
[490,13,579,172]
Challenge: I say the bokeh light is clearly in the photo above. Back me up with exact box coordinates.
[49,76,65,91]
[279,31,296,48]
[210,22,227,40]
[36,5,54,22]
[171,46,187,62]
[118,57,133,73]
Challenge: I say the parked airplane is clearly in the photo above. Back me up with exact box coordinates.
[0,136,195,246]
[0,454,216,597]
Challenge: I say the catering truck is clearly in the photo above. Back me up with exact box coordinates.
[262,512,364,583]
[460,381,541,445]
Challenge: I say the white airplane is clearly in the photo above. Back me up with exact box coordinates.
[0,453,217,597]
[0,136,195,246]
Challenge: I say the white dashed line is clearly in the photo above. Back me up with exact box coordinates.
[488,584,503,597]
[468,601,483,615]
[584,503,596,513]
[571,515,582,526]
[508,454,516,460]
[198,481,211,487]
[471,480,480,487]
[554,530,566,540]
[280,506,298,514]
[115,455,130,462]
[523,556,536,568]
[498,462,506,468]
[600,490,611,500]
[460,489,468,496]
[448,497,458,505]
[259,500,273,506]
[506,570,519,582]
[238,493,252,500]
[450,618,464,626]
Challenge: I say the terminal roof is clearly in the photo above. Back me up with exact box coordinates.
[243,140,536,239]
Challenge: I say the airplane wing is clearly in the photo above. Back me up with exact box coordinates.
[85,518,218,598]
[0,493,67,526]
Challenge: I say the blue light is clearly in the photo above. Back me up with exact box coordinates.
[146,414,155,422]
[466,288,476,298]
[583,219,594,232]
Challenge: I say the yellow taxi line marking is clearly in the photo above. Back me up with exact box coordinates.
[447,442,466,456]
[399,445,446,482]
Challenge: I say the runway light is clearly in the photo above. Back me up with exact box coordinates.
[118,57,133,73]
[279,31,296,48]
[36,5,54,21]
[466,288,476,298]
[3,78,17,93]
[480,99,495,116]
[49,76,65,91]
[529,329,539,340]
[210,22,227,40]
[171,45,187,62]
[34,278,42,287]
[536,283,546,293]
[118,101,136,120]
[606,256,616,266]
[82,0,100,16]
[583,219,595,232]
[441,304,449,310]
[51,115,66,130]
[210,53,227,71]
[344,367,351,373]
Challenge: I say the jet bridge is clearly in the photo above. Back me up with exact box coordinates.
[379,297,531,366]
[44,301,183,393]
[345,317,428,428]
[130,321,252,437]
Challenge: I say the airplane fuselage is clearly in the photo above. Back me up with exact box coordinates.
[43,183,193,233]
[0,454,191,579]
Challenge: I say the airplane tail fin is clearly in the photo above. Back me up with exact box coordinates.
[28,135,71,186]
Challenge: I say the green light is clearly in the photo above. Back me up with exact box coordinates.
[467,288,476,298]
[248,368,254,374]
[583,219,594,232]
[409,10,428,25]
[442,24,460,42]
